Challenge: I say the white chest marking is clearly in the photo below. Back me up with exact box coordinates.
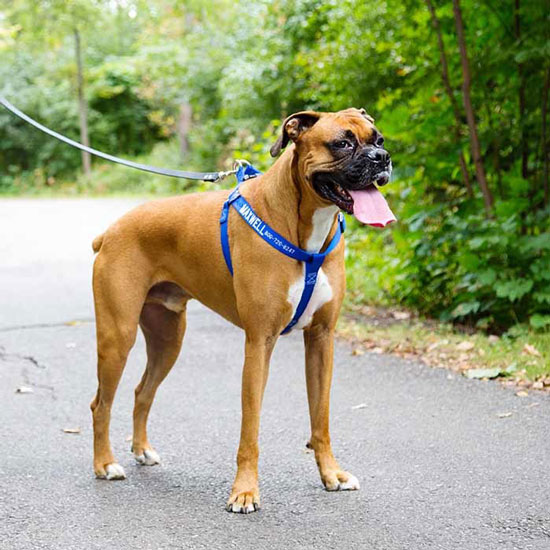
[286,206,339,330]
[306,206,340,254]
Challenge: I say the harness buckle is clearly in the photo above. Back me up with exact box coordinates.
[227,187,241,203]
[307,253,325,269]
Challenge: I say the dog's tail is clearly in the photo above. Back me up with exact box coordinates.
[92,234,104,253]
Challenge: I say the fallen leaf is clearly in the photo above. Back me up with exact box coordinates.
[15,386,34,394]
[351,348,365,356]
[516,390,529,397]
[496,412,512,418]
[65,320,83,326]
[427,342,441,353]
[392,311,411,320]
[464,367,502,379]
[62,427,81,434]
[457,341,475,351]
[526,402,539,408]
[351,403,367,410]
[531,381,544,390]
[371,347,384,354]
[522,343,541,357]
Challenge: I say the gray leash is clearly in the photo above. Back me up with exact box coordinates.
[0,96,237,182]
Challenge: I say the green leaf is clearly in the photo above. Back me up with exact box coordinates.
[534,291,550,304]
[464,367,503,379]
[494,280,534,302]
[529,314,550,330]
[451,301,481,317]
[478,269,497,285]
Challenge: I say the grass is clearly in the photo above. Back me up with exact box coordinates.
[337,304,550,389]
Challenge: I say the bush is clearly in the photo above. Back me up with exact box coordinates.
[346,198,550,333]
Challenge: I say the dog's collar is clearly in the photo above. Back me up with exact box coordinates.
[219,164,345,334]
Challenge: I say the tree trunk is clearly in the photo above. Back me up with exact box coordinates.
[425,0,473,198]
[542,66,550,207]
[178,102,192,159]
[73,28,91,177]
[514,0,529,180]
[452,0,493,216]
[481,89,504,199]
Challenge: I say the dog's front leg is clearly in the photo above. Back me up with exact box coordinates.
[304,324,360,492]
[226,334,276,513]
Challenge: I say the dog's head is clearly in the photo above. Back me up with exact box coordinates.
[270,108,394,226]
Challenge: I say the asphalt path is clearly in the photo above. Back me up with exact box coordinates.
[0,198,549,550]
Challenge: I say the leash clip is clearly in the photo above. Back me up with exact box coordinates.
[213,168,238,182]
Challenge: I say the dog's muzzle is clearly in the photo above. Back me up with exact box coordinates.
[365,147,392,186]
[311,146,392,214]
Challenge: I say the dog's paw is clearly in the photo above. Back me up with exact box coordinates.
[226,489,260,514]
[323,470,360,492]
[95,462,126,480]
[134,448,160,466]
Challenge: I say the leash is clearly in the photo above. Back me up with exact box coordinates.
[0,96,236,182]
[220,163,345,334]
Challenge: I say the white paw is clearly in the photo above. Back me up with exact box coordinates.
[339,474,360,491]
[325,472,360,491]
[105,463,126,480]
[134,448,160,466]
[225,490,260,514]
[226,501,259,514]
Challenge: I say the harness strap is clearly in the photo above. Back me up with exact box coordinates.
[220,164,345,334]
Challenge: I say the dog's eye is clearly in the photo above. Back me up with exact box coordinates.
[333,140,353,150]
[375,135,385,147]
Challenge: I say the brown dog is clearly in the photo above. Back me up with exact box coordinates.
[90,108,394,513]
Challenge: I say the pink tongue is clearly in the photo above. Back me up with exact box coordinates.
[349,187,396,227]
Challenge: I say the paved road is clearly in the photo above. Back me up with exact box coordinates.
[0,198,549,550]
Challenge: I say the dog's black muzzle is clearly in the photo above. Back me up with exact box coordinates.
[342,146,392,190]
[311,146,392,213]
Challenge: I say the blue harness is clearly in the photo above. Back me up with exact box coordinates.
[219,163,345,334]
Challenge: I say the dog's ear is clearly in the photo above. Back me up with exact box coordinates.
[270,111,321,157]
[358,108,375,124]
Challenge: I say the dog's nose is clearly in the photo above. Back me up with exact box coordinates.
[374,149,390,164]
[367,147,390,164]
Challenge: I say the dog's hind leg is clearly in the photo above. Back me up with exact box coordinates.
[132,295,188,466]
[91,256,149,480]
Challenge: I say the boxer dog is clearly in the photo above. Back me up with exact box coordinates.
[90,107,394,513]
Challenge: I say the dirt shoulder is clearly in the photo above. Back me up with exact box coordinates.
[337,304,550,394]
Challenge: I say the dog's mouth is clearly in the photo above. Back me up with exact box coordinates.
[313,171,396,227]
[313,173,355,214]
